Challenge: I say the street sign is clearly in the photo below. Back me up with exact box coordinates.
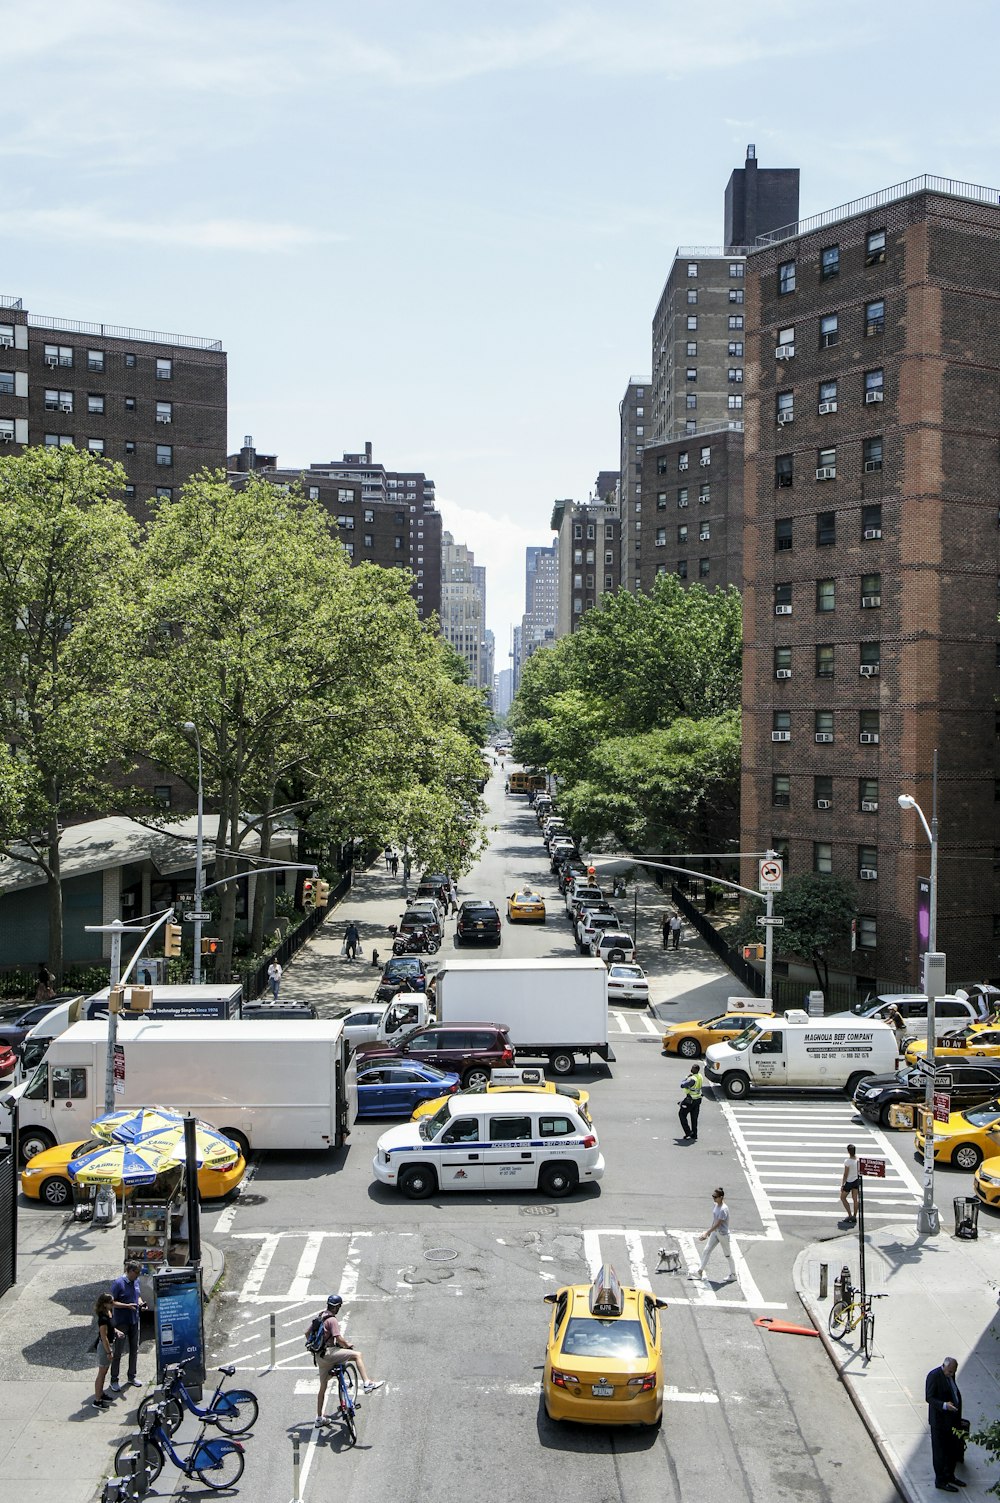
[933,1092,951,1123]
[113,1043,125,1097]
[858,1156,885,1178]
[184,911,212,923]
[758,858,783,893]
[756,915,785,927]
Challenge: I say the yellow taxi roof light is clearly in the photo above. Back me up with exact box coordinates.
[589,1263,625,1318]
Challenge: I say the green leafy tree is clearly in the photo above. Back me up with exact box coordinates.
[0,447,142,978]
[733,873,858,994]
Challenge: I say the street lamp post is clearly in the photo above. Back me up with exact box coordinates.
[898,752,942,1236]
[183,721,205,985]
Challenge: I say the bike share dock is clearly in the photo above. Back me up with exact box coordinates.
[794,1220,1000,1503]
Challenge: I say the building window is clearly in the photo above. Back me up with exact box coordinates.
[729,288,744,304]
[678,453,690,473]
[44,389,73,412]
[778,259,796,294]
[124,484,135,498]
[861,572,882,607]
[821,244,840,280]
[394,536,403,550]
[636,426,644,437]
[858,844,878,878]
[687,289,698,304]
[656,492,667,510]
[863,435,883,473]
[687,315,698,331]
[87,437,104,454]
[816,644,835,678]
[728,341,744,357]
[814,775,833,808]
[686,367,698,382]
[816,578,836,613]
[774,646,792,676]
[859,778,879,811]
[699,521,711,542]
[605,550,614,565]
[775,454,793,488]
[87,394,105,414]
[124,441,135,455]
[775,391,794,425]
[154,486,171,499]
[343,542,354,559]
[864,368,884,402]
[775,518,793,552]
[655,527,667,546]
[820,313,839,348]
[728,393,744,410]
[153,785,172,807]
[685,419,697,433]
[605,574,614,589]
[816,511,836,547]
[156,444,172,466]
[87,350,105,372]
[124,352,137,368]
[686,394,697,409]
[818,378,838,412]
[860,709,880,742]
[772,775,791,807]
[698,557,710,578]
[156,401,172,425]
[728,314,744,330]
[686,342,697,356]
[676,560,688,579]
[44,433,74,447]
[573,549,583,565]
[865,229,887,265]
[866,299,885,335]
[862,502,882,539]
[0,371,13,395]
[156,357,172,380]
[700,446,711,466]
[773,710,791,736]
[857,914,877,950]
[860,641,880,672]
[124,396,136,411]
[687,262,698,277]
[636,406,644,417]
[728,367,744,383]
[677,487,688,507]
[771,838,790,867]
[730,262,744,278]
[777,324,795,353]
[43,343,73,368]
[677,524,688,544]
[813,842,833,875]
[774,582,792,612]
[815,710,834,741]
[817,445,837,478]
[337,515,355,530]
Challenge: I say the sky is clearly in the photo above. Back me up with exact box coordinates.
[4,0,1000,651]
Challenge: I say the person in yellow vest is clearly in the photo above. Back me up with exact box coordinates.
[678,1063,703,1141]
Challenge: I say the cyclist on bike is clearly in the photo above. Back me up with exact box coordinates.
[312,1294,383,1425]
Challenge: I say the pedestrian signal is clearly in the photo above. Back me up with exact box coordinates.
[742,944,765,961]
[200,937,220,956]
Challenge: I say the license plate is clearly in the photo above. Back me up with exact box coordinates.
[475,922,483,929]
[591,1383,614,1397]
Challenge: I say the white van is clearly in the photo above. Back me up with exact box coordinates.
[704,1010,898,1098]
[372,1089,603,1199]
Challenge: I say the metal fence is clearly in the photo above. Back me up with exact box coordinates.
[0,1144,17,1295]
[241,871,352,1002]
[670,885,767,998]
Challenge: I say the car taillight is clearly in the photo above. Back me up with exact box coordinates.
[582,1134,597,1149]
[448,1083,460,1093]
[501,1048,514,1064]
[628,1375,656,1392]
[552,1369,578,1389]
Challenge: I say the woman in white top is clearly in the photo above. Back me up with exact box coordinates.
[840,1144,860,1225]
[695,1187,736,1280]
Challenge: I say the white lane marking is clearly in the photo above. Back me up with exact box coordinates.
[287,1232,327,1301]
[338,1235,362,1302]
[295,1379,320,1395]
[238,1234,281,1303]
[664,1387,722,1403]
[624,1230,651,1290]
[663,1296,787,1309]
[639,1015,661,1035]
[583,1229,603,1279]
[764,1208,907,1220]
[610,1011,628,1030]
[718,1100,782,1241]
[213,1156,259,1234]
[871,1122,926,1196]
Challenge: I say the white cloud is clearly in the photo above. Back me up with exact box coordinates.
[4,208,342,253]
[436,495,548,647]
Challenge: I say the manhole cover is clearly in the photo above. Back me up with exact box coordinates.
[235,1193,268,1206]
[424,1248,459,1262]
[520,1205,557,1217]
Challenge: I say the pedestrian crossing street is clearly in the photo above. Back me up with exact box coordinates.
[721,1097,923,1228]
[609,1009,662,1036]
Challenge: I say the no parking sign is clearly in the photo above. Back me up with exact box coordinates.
[758,858,783,893]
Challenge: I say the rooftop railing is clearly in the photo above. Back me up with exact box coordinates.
[754,173,1000,249]
[25,312,223,350]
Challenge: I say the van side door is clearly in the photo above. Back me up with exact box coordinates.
[482,1112,537,1189]
[433,1115,485,1189]
[748,1030,786,1085]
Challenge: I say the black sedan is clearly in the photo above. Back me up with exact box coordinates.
[853,1058,1000,1127]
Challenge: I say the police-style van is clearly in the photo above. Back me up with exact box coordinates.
[372,1089,604,1199]
[704,1009,898,1098]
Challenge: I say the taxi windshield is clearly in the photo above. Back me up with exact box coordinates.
[964,1107,1000,1127]
[729,1022,761,1054]
[561,1318,647,1360]
[419,1102,454,1141]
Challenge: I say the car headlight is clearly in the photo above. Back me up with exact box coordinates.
[861,1088,881,1098]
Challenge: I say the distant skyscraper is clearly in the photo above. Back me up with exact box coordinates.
[519,543,559,674]
[440,531,488,688]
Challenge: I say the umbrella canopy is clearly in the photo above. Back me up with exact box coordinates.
[90,1109,240,1170]
[68,1139,175,1187]
[91,1106,184,1143]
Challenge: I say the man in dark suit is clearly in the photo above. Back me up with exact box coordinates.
[925,1357,965,1491]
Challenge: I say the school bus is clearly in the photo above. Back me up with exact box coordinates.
[508,770,548,794]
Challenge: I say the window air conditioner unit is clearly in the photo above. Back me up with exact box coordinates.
[0,335,14,347]
[45,355,59,366]
[0,431,13,442]
[678,461,688,471]
[59,402,72,412]
[816,799,832,809]
[815,732,834,743]
[774,603,792,615]
[859,663,880,676]
[816,466,836,480]
[775,668,792,679]
[859,868,878,880]
[678,498,689,507]
[817,400,837,414]
[863,527,882,539]
[156,414,171,423]
[865,390,884,403]
[861,800,878,812]
[859,732,880,744]
[771,730,791,742]
[654,539,666,547]
[699,457,711,466]
[777,412,793,426]
[864,460,882,473]
[775,344,794,359]
[861,594,881,607]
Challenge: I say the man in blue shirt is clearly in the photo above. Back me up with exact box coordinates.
[109,1261,145,1391]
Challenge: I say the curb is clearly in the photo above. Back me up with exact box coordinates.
[791,1245,914,1503]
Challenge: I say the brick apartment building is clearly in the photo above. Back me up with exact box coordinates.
[637,427,743,592]
[618,378,648,591]
[740,177,1000,988]
[228,439,442,621]
[551,498,621,637]
[0,294,227,511]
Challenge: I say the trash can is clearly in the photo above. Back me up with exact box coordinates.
[953,1197,980,1240]
[92,1185,117,1227]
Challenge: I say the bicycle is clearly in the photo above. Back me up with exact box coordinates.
[137,1360,258,1436]
[319,1361,359,1448]
[114,1402,245,1491]
[828,1290,887,1359]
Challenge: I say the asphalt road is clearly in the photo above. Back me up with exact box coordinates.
[184,768,902,1502]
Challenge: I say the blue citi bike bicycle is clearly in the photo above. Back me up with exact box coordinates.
[137,1360,258,1435]
[114,1401,245,1490]
[319,1360,359,1447]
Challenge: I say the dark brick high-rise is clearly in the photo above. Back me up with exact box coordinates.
[741,179,1000,988]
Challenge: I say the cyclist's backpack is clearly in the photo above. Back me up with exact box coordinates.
[305,1312,329,1363]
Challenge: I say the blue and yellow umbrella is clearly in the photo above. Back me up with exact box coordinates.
[67,1139,175,1187]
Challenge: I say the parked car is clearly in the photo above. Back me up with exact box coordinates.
[355,1023,515,1089]
[0,998,78,1053]
[557,862,587,895]
[566,884,604,920]
[0,1042,18,1078]
[456,900,502,947]
[397,907,442,941]
[845,992,992,1041]
[507,890,546,923]
[21,1138,246,1208]
[575,906,619,949]
[406,900,445,940]
[853,1058,1000,1127]
[341,1005,393,1051]
[605,963,649,1005]
[374,955,427,1004]
[593,931,636,965]
[355,1062,461,1118]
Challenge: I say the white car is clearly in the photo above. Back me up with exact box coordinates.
[606,963,649,1003]
[408,898,445,936]
[341,1005,391,1051]
[593,931,636,965]
[576,906,619,949]
[566,883,603,918]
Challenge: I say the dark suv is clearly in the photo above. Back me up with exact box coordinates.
[456,900,502,947]
[355,1024,514,1088]
[854,1058,1000,1127]
[374,955,427,1004]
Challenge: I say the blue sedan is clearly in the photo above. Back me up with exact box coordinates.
[355,1062,461,1118]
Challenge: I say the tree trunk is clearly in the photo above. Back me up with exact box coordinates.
[811,948,825,994]
[45,804,64,983]
[250,792,274,955]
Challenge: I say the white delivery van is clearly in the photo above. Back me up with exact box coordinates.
[372,1089,603,1199]
[704,1009,898,1098]
[4,1017,350,1162]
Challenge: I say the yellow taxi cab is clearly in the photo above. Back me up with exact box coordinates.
[411,1067,590,1121]
[914,1100,1000,1171]
[542,1263,666,1427]
[660,1003,774,1059]
[20,1138,247,1209]
[506,888,547,923]
[974,1152,1000,1209]
[904,1024,1000,1068]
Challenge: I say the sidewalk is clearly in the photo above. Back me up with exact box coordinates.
[794,1221,1000,1501]
[0,1203,223,1502]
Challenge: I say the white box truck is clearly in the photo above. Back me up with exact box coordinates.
[433,957,612,1076]
[704,1009,898,1098]
[4,1017,350,1163]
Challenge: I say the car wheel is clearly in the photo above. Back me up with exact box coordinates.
[464,1067,490,1089]
[221,1129,251,1162]
[19,1129,55,1165]
[677,1037,700,1059]
[878,1104,895,1127]
[539,1162,578,1198]
[723,1073,750,1100]
[398,1166,437,1200]
[846,1071,873,1098]
[39,1176,71,1208]
[954,1144,983,1171]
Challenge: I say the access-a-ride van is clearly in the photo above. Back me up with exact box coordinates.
[704,1009,898,1099]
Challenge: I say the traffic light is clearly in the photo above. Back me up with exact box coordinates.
[164,922,182,957]
[302,879,315,909]
[316,880,330,909]
[742,944,765,961]
[200,937,221,957]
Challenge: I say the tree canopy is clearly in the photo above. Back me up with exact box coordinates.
[732,873,858,993]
